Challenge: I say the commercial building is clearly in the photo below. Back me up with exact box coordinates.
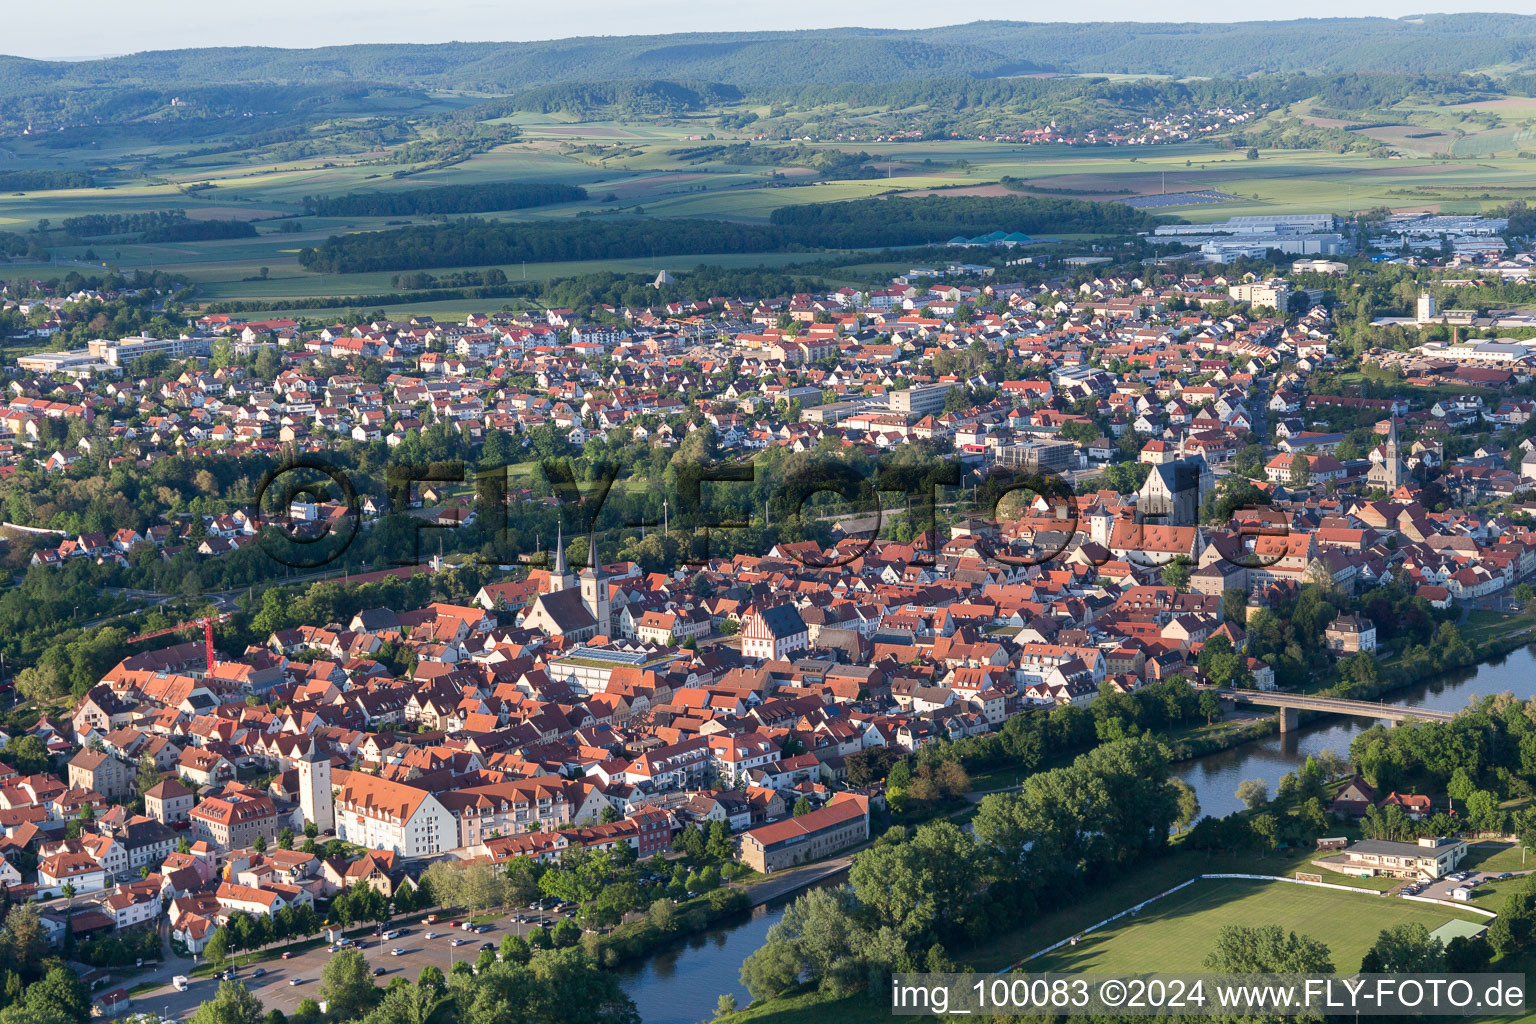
[1153,215,1347,262]
[16,334,213,375]
[88,335,212,366]
[741,604,809,662]
[1153,214,1340,236]
[737,793,870,872]
[331,769,455,859]
[1229,279,1291,309]
[189,790,281,851]
[995,440,1074,474]
[436,777,606,849]
[546,642,674,696]
[14,350,106,375]
[889,383,954,417]
[1329,836,1467,880]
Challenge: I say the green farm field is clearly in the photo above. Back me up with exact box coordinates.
[1031,878,1487,975]
[9,107,1536,310]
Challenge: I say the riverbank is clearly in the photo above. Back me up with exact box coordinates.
[716,846,1377,1024]
[969,712,1280,793]
[715,632,1536,1024]
[743,859,854,907]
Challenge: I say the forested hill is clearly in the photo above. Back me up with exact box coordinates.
[3,15,1536,92]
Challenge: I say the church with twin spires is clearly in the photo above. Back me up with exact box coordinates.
[520,522,610,640]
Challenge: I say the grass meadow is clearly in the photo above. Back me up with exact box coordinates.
[8,104,1536,311]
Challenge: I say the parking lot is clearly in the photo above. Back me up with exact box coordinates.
[127,906,581,1021]
[1401,868,1524,902]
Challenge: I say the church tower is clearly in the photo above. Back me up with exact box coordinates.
[549,520,575,593]
[580,528,609,637]
[297,744,334,834]
[1369,417,1406,492]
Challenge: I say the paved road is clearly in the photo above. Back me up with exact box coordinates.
[1412,867,1530,903]
[742,858,852,905]
[123,858,865,1019]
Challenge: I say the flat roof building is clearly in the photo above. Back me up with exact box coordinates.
[889,383,954,417]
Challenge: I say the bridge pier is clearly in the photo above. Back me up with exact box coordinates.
[1278,707,1299,734]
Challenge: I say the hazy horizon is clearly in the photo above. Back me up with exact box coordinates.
[5,3,1536,62]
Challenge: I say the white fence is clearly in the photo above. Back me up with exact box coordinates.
[1003,873,1493,972]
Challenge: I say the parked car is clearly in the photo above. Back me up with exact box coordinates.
[451,938,468,947]
[480,942,496,951]
[288,979,303,987]
[251,969,266,979]
[373,967,386,977]
[390,948,406,956]
[425,932,437,940]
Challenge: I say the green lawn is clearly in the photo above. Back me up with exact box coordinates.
[1031,878,1485,975]
[1462,842,1531,875]
[965,848,1400,974]
[724,988,889,1024]
[721,867,1505,1024]
[1462,608,1536,647]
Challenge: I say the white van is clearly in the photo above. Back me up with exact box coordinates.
[172,976,189,992]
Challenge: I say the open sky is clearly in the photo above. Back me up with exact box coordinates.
[7,3,1536,61]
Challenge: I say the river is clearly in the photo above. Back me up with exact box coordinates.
[1175,643,1536,819]
[615,880,844,1024]
[618,644,1536,1023]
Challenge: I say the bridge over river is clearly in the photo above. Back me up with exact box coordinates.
[1213,687,1458,732]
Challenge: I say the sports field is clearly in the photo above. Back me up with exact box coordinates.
[1032,878,1489,975]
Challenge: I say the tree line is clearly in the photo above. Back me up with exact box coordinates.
[741,736,1180,1001]
[184,943,635,1024]
[58,210,257,243]
[297,195,1161,274]
[301,182,587,218]
[0,170,92,191]
[475,79,743,117]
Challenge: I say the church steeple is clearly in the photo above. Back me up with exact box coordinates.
[550,520,574,592]
[1369,416,1406,492]
[580,526,602,579]
[580,526,609,636]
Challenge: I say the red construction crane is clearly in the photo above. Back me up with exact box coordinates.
[128,612,230,673]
